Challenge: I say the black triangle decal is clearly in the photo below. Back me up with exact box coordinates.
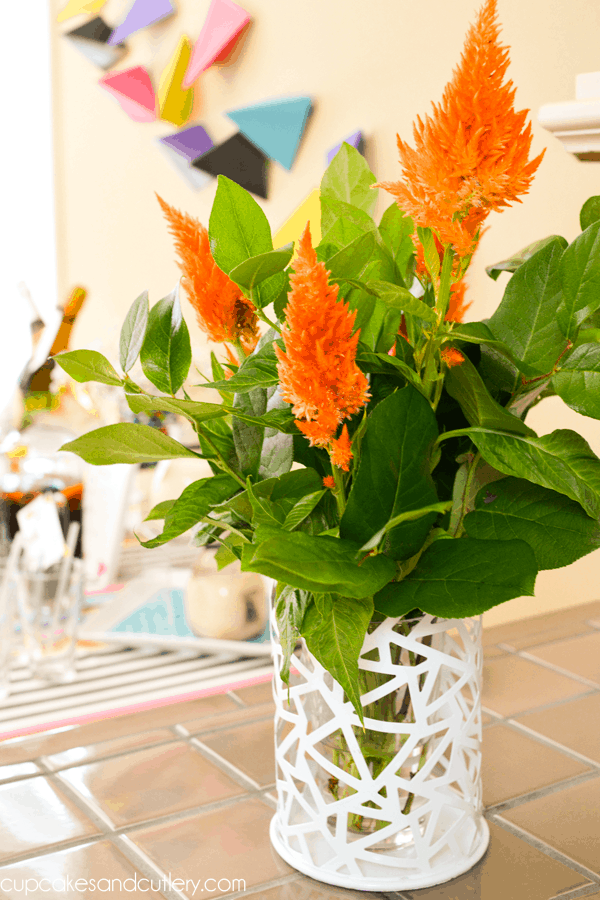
[192,133,269,199]
[67,17,116,45]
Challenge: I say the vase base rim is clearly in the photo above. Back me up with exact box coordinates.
[269,814,490,892]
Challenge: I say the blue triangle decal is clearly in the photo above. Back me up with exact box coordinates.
[227,96,312,170]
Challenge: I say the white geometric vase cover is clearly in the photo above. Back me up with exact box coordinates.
[269,604,490,892]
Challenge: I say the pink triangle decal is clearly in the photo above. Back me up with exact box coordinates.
[183,0,251,87]
[100,66,156,122]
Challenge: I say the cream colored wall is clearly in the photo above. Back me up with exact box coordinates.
[51,0,600,626]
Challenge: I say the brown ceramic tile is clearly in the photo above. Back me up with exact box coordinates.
[181,701,274,737]
[400,819,587,899]
[482,601,600,651]
[0,761,40,783]
[43,728,175,771]
[515,692,600,764]
[253,877,384,898]
[482,644,508,659]
[501,776,600,875]
[482,655,587,717]
[0,840,167,899]
[525,632,600,685]
[482,724,590,807]
[232,678,274,706]
[59,741,245,827]
[0,776,99,863]
[0,693,239,765]
[201,718,276,787]
[130,797,293,897]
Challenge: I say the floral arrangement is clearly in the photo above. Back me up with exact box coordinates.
[57,0,600,728]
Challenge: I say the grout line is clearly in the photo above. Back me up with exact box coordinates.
[37,738,180,773]
[505,719,600,771]
[485,769,600,815]
[489,814,600,885]
[514,650,600,690]
[494,625,598,653]
[481,687,600,721]
[0,836,105,869]
[115,834,188,900]
[188,736,263,792]
[227,690,248,709]
[173,710,274,740]
[50,771,116,833]
[547,885,600,900]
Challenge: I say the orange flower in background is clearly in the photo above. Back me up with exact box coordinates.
[323,475,336,490]
[440,347,465,368]
[276,225,370,467]
[157,195,259,353]
[377,0,544,261]
[330,425,353,472]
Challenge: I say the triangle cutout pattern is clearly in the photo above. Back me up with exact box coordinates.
[57,0,106,23]
[160,125,213,162]
[227,96,312,170]
[326,130,364,164]
[270,607,488,889]
[108,0,175,46]
[157,35,194,126]
[183,0,251,87]
[67,36,127,70]
[100,66,156,122]
[68,16,113,43]
[192,133,269,198]
[155,139,212,191]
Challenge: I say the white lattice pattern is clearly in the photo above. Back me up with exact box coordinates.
[269,607,490,892]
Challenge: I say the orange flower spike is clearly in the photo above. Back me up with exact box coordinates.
[377,0,544,261]
[323,475,336,490]
[156,194,259,353]
[276,224,370,447]
[445,280,472,323]
[330,425,353,472]
[440,347,465,368]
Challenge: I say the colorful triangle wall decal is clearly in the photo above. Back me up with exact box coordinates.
[157,35,194,126]
[99,66,156,122]
[192,133,268,198]
[57,0,107,23]
[183,0,251,88]
[159,125,213,162]
[156,139,212,191]
[273,189,321,250]
[107,0,175,46]
[66,17,126,70]
[226,96,312,170]
[326,130,364,164]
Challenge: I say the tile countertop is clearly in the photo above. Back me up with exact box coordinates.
[1,603,600,899]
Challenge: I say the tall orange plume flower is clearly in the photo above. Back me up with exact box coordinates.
[445,280,472,323]
[276,225,370,467]
[157,195,259,353]
[377,0,544,261]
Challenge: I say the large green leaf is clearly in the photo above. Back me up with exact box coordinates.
[119,291,149,373]
[139,474,239,548]
[276,585,311,683]
[258,388,294,479]
[282,490,326,531]
[464,477,600,570]
[485,236,562,281]
[327,232,377,281]
[125,391,226,424]
[445,354,534,435]
[61,424,200,465]
[232,387,267,477]
[229,244,294,294]
[220,467,322,522]
[558,221,600,339]
[366,281,436,323]
[53,350,122,386]
[488,237,568,377]
[553,342,600,419]
[140,285,191,395]
[301,593,373,722]
[204,339,280,394]
[378,203,414,283]
[320,197,377,246]
[443,321,516,363]
[341,386,439,559]
[374,537,537,618]
[580,196,600,232]
[465,427,600,519]
[320,143,377,220]
[241,528,396,597]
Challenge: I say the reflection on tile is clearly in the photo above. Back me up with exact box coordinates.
[0,761,40,784]
[182,701,274,737]
[44,729,174,771]
[0,694,238,765]
[401,820,586,899]
[130,797,292,897]
[255,876,383,898]
[482,644,508,659]
[0,840,167,899]
[515,692,600,763]
[202,718,275,786]
[482,725,590,806]
[525,632,600,685]
[501,777,600,874]
[232,679,274,706]
[59,742,245,827]
[0,776,99,863]
[482,601,600,650]
[482,655,586,717]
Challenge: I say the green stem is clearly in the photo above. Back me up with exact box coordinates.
[198,516,251,543]
[450,451,481,538]
[256,309,281,333]
[195,426,246,488]
[332,464,346,517]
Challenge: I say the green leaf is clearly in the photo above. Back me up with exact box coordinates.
[139,474,239,548]
[245,478,286,527]
[232,387,266,478]
[229,244,294,295]
[417,227,440,280]
[53,350,122,386]
[465,427,600,519]
[488,237,568,377]
[320,197,377,246]
[208,176,273,272]
[374,537,537,618]
[204,339,280,394]
[443,322,516,363]
[558,221,600,339]
[241,529,395,598]
[197,416,237,474]
[301,594,373,723]
[225,404,296,434]
[464,477,600,570]
[553,342,600,419]
[219,468,323,522]
[119,291,149,373]
[140,284,192,395]
[485,236,563,281]
[580,196,600,232]
[145,499,176,521]
[282,490,326,531]
[327,232,377,281]
[210,352,233,405]
[378,203,414,283]
[356,347,425,394]
[341,386,439,559]
[276,585,310,683]
[125,391,226,425]
[60,423,200,465]
[258,388,294,479]
[366,281,437,323]
[359,501,452,554]
[445,354,534,435]
[320,143,377,219]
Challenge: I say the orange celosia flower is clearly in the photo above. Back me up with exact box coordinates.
[441,347,465,368]
[329,425,353,472]
[377,0,544,261]
[323,475,336,490]
[156,195,259,353]
[445,280,472,323]
[276,225,370,459]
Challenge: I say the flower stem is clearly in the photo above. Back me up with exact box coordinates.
[195,426,246,488]
[332,464,346,517]
[256,309,281,333]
